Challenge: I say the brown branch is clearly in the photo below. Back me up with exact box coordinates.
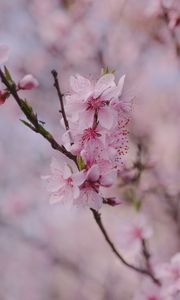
[0,68,76,164]
[51,69,73,144]
[141,239,153,274]
[91,208,161,285]
[51,70,69,131]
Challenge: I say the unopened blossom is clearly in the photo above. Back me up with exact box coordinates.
[156,252,180,299]
[0,44,9,65]
[119,214,153,255]
[0,90,9,105]
[18,74,39,90]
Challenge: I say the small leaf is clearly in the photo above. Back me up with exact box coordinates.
[20,119,36,131]
[21,99,33,114]
[77,156,85,170]
[4,66,13,83]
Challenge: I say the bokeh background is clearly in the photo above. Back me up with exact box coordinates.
[0,0,180,299]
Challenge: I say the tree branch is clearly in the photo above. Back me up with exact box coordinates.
[0,68,76,163]
[91,208,161,285]
[51,69,73,144]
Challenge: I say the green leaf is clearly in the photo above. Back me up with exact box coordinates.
[77,156,85,170]
[20,119,36,131]
[21,99,33,114]
[4,66,13,83]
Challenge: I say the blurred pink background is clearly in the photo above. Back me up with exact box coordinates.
[0,1,180,299]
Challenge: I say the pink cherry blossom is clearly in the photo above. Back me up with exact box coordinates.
[0,44,9,65]
[65,73,126,130]
[118,214,153,255]
[75,164,103,210]
[18,74,39,90]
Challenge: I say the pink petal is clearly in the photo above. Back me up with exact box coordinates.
[73,170,86,186]
[87,189,103,210]
[49,191,64,204]
[86,164,100,182]
[70,74,92,97]
[64,165,72,179]
[103,75,125,101]
[19,74,39,90]
[78,188,103,210]
[100,170,117,187]
[98,107,116,129]
[46,175,64,192]
[72,185,80,199]
[94,74,115,98]
[117,75,126,96]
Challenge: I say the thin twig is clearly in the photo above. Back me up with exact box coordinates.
[91,208,161,285]
[142,239,152,274]
[0,69,76,163]
[51,69,73,144]
[51,70,69,131]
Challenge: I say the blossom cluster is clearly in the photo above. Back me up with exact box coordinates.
[44,72,131,210]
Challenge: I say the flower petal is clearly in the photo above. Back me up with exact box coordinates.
[94,74,115,98]
[98,107,117,129]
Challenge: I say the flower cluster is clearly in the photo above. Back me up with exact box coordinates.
[44,72,132,210]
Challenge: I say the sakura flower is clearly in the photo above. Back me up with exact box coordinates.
[0,44,9,65]
[75,164,103,210]
[18,74,39,90]
[119,214,153,255]
[62,124,104,155]
[42,158,85,205]
[75,162,118,209]
[65,73,126,130]
[156,253,180,299]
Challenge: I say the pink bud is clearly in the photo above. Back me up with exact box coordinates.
[0,44,10,65]
[0,90,9,105]
[18,74,39,90]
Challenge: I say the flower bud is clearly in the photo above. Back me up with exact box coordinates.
[18,74,39,90]
[0,90,9,105]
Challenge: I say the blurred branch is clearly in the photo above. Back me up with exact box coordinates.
[91,208,161,285]
[141,239,153,274]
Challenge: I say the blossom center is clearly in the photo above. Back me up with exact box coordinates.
[87,95,105,111]
[82,128,99,141]
[65,177,73,186]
